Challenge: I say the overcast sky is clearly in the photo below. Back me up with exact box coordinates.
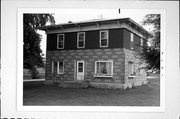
[38,9,160,57]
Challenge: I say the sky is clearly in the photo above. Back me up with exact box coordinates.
[38,9,158,57]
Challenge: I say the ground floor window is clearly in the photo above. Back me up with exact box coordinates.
[57,62,64,74]
[128,61,134,75]
[94,60,113,77]
[52,61,64,74]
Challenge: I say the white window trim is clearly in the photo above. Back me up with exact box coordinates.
[130,33,134,49]
[130,33,134,42]
[94,60,113,77]
[57,61,64,74]
[140,38,143,46]
[77,60,85,74]
[57,34,64,49]
[74,61,76,80]
[77,32,85,48]
[100,30,109,48]
[52,61,54,74]
[128,61,134,76]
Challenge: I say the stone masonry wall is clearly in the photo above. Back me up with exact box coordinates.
[45,48,126,84]
[124,49,147,85]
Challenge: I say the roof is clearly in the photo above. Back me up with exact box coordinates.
[39,18,149,35]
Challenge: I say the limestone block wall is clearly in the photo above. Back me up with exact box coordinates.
[124,49,147,84]
[46,48,126,84]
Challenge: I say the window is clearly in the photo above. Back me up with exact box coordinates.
[78,62,83,72]
[130,33,134,42]
[130,33,134,49]
[94,61,113,77]
[140,38,143,46]
[52,62,54,74]
[57,34,64,49]
[57,62,64,74]
[52,61,64,74]
[77,32,85,48]
[128,61,134,75]
[100,30,108,47]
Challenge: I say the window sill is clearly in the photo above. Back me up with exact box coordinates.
[57,73,64,74]
[100,46,108,48]
[128,75,136,78]
[94,75,113,78]
[57,47,64,49]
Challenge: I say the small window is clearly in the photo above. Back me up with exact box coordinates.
[94,60,113,77]
[57,34,64,49]
[128,61,134,75]
[77,32,85,48]
[52,62,54,74]
[130,33,134,49]
[52,61,64,74]
[140,38,143,46]
[58,62,64,74]
[100,30,108,47]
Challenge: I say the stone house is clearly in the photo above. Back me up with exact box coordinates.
[39,18,149,89]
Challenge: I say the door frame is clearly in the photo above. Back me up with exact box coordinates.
[76,60,85,80]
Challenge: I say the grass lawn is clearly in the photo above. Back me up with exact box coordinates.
[23,78,160,106]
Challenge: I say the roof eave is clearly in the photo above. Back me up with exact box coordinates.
[128,18,150,36]
[38,18,130,30]
[38,18,150,37]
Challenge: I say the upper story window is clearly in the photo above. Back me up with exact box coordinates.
[130,33,134,50]
[100,30,108,47]
[140,38,143,46]
[77,32,85,48]
[57,34,64,49]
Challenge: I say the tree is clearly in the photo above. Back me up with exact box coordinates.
[23,14,55,79]
[140,14,160,73]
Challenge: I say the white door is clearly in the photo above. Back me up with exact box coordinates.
[77,61,84,80]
